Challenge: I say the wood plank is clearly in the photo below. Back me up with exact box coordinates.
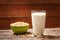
[0,4,60,17]
[0,28,60,40]
[0,0,60,4]
[0,16,60,29]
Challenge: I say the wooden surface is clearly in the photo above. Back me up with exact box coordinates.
[0,4,60,29]
[0,0,60,4]
[0,28,60,40]
[0,0,60,29]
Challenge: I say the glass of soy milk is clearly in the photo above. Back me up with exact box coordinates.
[31,10,46,37]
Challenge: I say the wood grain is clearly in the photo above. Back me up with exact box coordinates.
[0,28,60,40]
[0,0,60,4]
[0,4,60,29]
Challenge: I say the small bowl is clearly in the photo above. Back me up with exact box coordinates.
[10,22,29,34]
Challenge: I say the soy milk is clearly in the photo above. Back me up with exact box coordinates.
[31,11,46,36]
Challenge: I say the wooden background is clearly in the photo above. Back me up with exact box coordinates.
[0,0,60,29]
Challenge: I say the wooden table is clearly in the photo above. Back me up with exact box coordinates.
[0,28,60,40]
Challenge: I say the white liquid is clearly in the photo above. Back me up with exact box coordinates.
[31,12,46,36]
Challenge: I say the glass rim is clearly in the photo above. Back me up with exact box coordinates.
[31,10,46,13]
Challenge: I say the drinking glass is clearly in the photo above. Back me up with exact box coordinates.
[31,10,46,37]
